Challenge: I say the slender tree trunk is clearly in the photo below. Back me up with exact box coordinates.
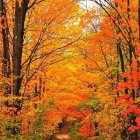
[117,40,128,94]
[0,0,11,96]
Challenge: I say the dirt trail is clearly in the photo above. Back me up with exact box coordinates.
[56,124,79,140]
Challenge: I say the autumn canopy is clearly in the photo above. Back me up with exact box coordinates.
[0,0,140,139]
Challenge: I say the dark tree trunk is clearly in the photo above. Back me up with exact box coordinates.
[117,40,128,94]
[0,0,11,95]
[13,0,29,97]
[12,1,29,116]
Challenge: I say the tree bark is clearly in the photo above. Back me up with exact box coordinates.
[117,40,128,94]
[12,0,29,115]
[13,0,29,97]
[0,0,11,95]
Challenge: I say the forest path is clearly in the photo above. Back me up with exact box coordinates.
[55,123,79,140]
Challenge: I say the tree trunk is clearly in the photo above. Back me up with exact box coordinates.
[13,0,29,97]
[12,0,29,115]
[0,0,11,96]
[117,40,128,94]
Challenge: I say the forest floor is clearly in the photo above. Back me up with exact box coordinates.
[56,124,79,140]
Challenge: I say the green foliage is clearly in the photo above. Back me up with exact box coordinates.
[78,100,99,111]
[69,129,80,138]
